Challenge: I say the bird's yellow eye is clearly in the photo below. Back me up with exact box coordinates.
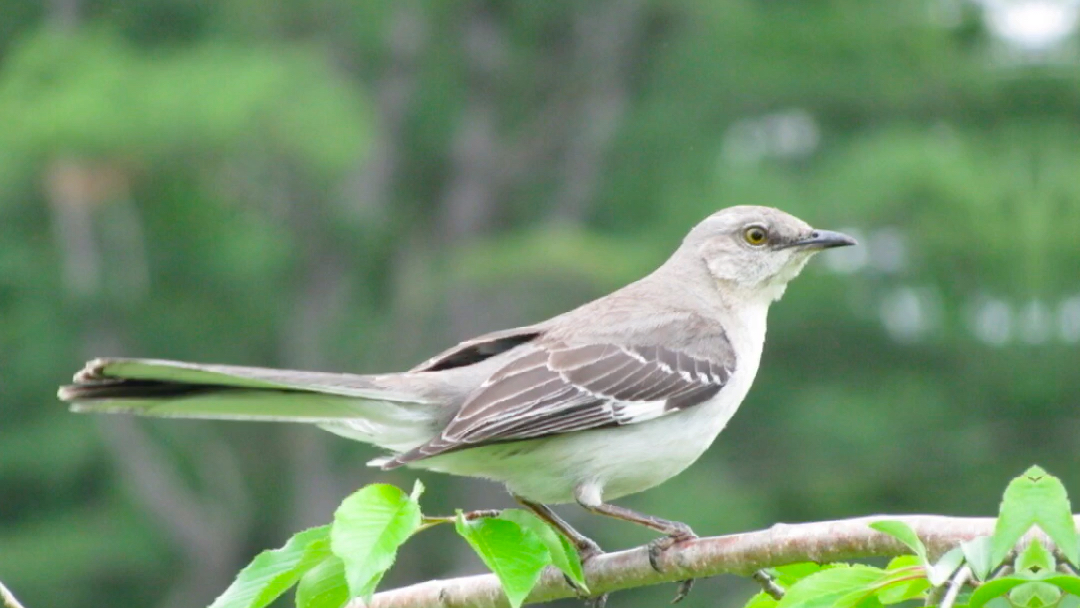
[743,225,769,246]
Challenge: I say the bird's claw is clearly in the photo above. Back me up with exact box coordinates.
[671,579,694,604]
[646,531,698,603]
[646,532,696,572]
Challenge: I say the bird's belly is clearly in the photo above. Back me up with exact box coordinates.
[413,380,751,504]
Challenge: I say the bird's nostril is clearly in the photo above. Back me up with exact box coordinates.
[810,231,820,238]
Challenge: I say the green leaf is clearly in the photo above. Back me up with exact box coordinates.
[330,484,423,603]
[968,575,1032,608]
[885,555,921,571]
[1041,575,1080,596]
[870,521,928,564]
[1008,581,1061,607]
[209,525,330,608]
[497,509,587,592]
[872,558,930,604]
[834,587,886,608]
[743,591,780,608]
[773,563,825,586]
[455,512,551,608]
[875,556,930,604]
[962,536,995,581]
[776,564,888,608]
[354,571,386,603]
[994,467,1079,566]
[874,576,930,605]
[295,556,349,608]
[1015,539,1056,575]
[928,547,965,586]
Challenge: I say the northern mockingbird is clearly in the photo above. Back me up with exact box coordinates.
[59,205,854,595]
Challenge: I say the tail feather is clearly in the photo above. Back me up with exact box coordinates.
[62,358,422,400]
[58,359,438,438]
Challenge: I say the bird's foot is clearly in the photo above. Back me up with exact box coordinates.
[646,527,697,604]
[671,580,694,604]
[575,536,604,563]
[646,529,696,571]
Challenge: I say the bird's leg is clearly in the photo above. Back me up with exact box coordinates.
[515,496,603,605]
[514,496,603,560]
[575,494,697,603]
[577,501,696,567]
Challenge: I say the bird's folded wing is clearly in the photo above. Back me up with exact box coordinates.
[384,338,733,466]
[59,358,428,422]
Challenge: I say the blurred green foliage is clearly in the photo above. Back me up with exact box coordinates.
[1,1,1078,607]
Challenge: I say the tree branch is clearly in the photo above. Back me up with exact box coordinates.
[351,514,1058,608]
[0,580,27,608]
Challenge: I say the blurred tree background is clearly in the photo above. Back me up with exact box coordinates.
[1,0,1079,607]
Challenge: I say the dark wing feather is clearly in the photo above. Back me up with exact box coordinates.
[410,326,543,372]
[382,337,733,468]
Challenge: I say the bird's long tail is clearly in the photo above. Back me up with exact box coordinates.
[59,358,441,452]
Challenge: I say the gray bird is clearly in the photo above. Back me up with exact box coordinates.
[59,205,855,598]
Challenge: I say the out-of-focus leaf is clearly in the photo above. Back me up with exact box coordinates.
[968,576,1032,608]
[928,547,965,586]
[963,536,995,581]
[1040,575,1080,596]
[1008,581,1061,607]
[1015,539,1056,575]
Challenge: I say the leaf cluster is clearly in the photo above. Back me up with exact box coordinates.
[743,466,1080,608]
[210,481,585,608]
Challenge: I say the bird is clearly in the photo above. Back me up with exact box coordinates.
[59,205,855,600]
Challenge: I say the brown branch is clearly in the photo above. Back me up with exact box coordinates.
[350,514,1063,608]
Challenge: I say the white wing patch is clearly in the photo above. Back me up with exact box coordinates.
[613,400,669,424]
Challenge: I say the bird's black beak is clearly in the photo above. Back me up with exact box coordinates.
[793,229,857,250]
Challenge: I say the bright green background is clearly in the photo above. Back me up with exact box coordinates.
[1,1,1079,607]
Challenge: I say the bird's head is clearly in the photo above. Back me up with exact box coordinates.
[682,205,856,301]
